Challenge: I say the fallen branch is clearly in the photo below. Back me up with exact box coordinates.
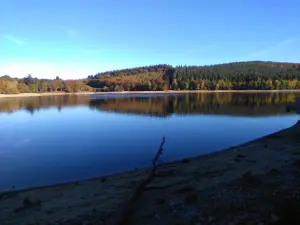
[107,136,165,225]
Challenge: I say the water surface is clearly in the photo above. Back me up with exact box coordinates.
[0,92,299,191]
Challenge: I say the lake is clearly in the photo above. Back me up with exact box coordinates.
[0,92,299,191]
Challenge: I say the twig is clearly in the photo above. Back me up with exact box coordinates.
[152,135,165,167]
[108,136,165,225]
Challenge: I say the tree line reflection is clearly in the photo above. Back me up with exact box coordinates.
[89,92,299,117]
[0,92,299,116]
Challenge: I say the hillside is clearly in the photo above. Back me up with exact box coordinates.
[1,61,300,94]
[86,61,300,91]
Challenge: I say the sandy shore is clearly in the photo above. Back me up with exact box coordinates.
[1,121,300,224]
[1,89,300,98]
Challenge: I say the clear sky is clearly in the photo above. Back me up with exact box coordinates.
[1,0,299,79]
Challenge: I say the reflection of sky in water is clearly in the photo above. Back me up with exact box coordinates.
[0,95,299,192]
[12,138,31,149]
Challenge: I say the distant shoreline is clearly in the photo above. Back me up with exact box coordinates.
[1,89,300,98]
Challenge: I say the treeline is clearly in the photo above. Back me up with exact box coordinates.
[171,62,300,90]
[1,61,300,94]
[87,62,300,91]
[87,65,171,92]
[0,75,92,94]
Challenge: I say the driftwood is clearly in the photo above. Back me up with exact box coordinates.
[107,136,165,225]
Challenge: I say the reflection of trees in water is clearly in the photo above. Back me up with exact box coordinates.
[89,97,171,117]
[0,92,299,116]
[0,95,90,114]
[25,106,35,115]
[89,92,299,117]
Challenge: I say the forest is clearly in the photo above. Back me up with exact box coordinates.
[0,75,93,94]
[1,61,300,94]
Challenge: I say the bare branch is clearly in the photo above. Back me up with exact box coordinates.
[107,136,165,225]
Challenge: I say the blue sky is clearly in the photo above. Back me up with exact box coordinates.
[1,0,299,79]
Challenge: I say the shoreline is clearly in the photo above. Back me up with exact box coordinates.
[0,123,295,195]
[1,89,300,98]
[1,121,300,224]
[0,121,296,195]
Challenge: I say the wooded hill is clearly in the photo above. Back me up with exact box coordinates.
[1,61,300,94]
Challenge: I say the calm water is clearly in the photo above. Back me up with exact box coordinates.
[0,92,299,191]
